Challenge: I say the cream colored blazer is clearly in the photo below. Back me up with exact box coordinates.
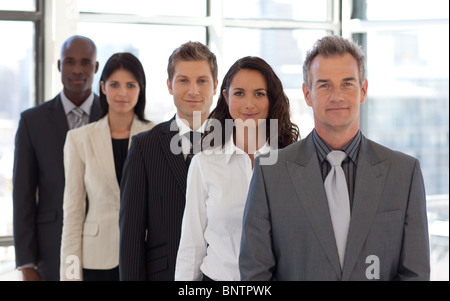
[60,115,154,280]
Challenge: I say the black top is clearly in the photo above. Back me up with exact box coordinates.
[112,138,129,184]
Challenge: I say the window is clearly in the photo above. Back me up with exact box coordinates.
[348,0,449,280]
[223,0,330,22]
[77,0,206,17]
[0,1,35,11]
[77,22,207,123]
[77,0,208,124]
[0,0,43,280]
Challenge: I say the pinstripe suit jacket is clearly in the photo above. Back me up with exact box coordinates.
[119,116,188,280]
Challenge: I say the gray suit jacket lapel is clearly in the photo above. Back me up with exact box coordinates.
[342,137,390,280]
[286,134,343,278]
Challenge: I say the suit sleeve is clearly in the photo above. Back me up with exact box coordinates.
[239,156,276,281]
[60,130,87,281]
[397,159,430,280]
[12,115,39,267]
[119,135,148,281]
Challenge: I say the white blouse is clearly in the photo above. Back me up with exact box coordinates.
[175,134,272,281]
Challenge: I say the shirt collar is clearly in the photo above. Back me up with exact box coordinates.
[175,114,208,136]
[312,129,361,164]
[60,90,94,116]
[224,133,273,165]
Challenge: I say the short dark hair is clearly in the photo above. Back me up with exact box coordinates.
[167,41,218,83]
[98,52,148,122]
[303,35,366,88]
[206,56,299,148]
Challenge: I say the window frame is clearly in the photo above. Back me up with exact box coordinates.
[0,0,44,248]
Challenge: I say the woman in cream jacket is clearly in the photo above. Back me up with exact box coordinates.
[60,53,154,281]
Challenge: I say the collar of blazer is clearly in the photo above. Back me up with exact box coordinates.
[80,115,153,199]
[285,133,390,279]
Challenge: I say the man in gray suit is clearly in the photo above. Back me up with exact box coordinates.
[13,35,100,281]
[239,35,430,281]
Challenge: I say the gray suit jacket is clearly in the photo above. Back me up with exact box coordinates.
[13,94,100,280]
[239,132,430,281]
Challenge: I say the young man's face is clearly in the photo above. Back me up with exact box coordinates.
[167,60,218,126]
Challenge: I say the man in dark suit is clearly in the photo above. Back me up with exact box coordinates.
[239,35,430,280]
[119,41,218,280]
[13,35,100,281]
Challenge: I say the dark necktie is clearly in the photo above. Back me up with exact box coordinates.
[185,131,202,168]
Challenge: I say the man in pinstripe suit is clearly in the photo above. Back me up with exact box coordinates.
[119,41,218,280]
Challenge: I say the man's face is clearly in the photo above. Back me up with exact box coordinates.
[302,53,368,134]
[58,38,98,102]
[167,60,217,125]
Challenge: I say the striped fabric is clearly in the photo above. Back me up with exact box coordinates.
[119,116,189,280]
[71,107,85,129]
[312,129,361,209]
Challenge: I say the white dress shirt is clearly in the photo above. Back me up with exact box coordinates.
[175,114,207,159]
[175,134,272,281]
[60,90,94,127]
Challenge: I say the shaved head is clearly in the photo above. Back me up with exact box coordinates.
[60,35,97,59]
[58,35,99,105]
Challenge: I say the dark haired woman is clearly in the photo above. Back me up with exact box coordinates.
[60,53,154,281]
[175,56,299,281]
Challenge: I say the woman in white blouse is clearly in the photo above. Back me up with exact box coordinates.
[60,53,154,281]
[175,56,299,281]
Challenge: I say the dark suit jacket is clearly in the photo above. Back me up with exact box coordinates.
[13,94,100,281]
[119,116,188,281]
[239,132,430,281]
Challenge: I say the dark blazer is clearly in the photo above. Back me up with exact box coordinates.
[239,132,430,281]
[119,116,188,281]
[13,94,100,281]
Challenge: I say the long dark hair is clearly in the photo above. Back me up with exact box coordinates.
[205,56,299,149]
[98,52,148,122]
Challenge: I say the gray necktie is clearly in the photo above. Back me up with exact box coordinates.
[71,107,85,129]
[324,150,350,269]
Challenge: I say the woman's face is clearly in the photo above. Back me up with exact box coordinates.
[101,68,140,114]
[224,69,270,126]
